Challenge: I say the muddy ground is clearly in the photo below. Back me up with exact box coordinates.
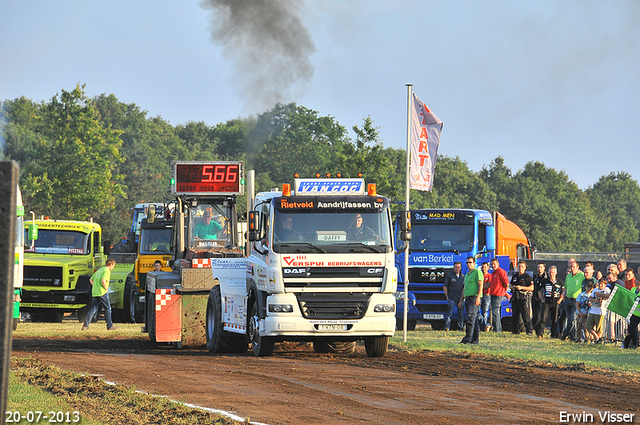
[11,336,640,425]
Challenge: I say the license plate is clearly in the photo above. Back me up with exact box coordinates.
[317,324,348,331]
[423,314,444,320]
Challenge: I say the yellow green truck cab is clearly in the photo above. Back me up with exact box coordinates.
[21,219,132,322]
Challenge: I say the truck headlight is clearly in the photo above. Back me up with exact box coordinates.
[63,295,76,302]
[374,304,395,313]
[268,304,293,313]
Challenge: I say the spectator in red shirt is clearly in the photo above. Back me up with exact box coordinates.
[624,269,636,291]
[488,258,509,332]
[479,262,492,331]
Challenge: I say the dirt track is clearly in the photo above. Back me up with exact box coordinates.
[11,337,640,425]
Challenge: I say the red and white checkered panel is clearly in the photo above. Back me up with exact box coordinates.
[192,258,212,268]
[155,288,176,310]
[154,288,181,343]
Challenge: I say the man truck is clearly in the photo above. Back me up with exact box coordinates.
[395,209,532,330]
[146,161,397,357]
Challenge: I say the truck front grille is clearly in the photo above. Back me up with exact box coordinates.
[24,266,63,287]
[283,267,384,290]
[296,293,370,320]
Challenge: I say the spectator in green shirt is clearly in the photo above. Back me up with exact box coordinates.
[458,257,483,344]
[82,258,117,331]
[561,260,585,342]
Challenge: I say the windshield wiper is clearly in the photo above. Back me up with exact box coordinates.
[276,243,326,253]
[340,243,384,253]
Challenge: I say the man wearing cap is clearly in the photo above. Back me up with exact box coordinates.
[194,211,223,239]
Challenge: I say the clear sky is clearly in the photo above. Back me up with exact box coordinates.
[2,1,638,189]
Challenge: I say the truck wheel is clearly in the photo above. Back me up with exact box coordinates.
[313,341,356,354]
[430,320,445,331]
[396,318,417,331]
[206,286,248,353]
[249,302,274,357]
[77,305,90,323]
[364,336,389,357]
[123,275,137,323]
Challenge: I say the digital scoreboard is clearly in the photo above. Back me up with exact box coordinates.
[170,161,244,195]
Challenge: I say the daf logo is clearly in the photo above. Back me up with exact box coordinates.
[367,268,383,274]
[284,268,307,274]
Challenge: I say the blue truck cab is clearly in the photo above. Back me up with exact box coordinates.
[394,209,515,330]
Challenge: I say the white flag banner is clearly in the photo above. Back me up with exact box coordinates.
[410,93,443,191]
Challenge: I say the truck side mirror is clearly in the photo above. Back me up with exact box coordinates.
[27,223,39,241]
[103,240,111,256]
[486,226,496,251]
[248,211,260,241]
[146,204,156,223]
[400,212,412,241]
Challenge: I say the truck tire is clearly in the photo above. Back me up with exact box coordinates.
[395,318,417,331]
[77,305,89,323]
[249,301,274,357]
[430,320,445,331]
[364,336,389,357]
[313,341,356,354]
[206,286,248,353]
[123,275,137,323]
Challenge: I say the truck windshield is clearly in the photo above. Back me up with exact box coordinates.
[139,228,172,255]
[400,223,474,253]
[24,230,90,255]
[188,202,234,250]
[272,210,392,254]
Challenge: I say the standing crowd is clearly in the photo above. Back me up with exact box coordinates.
[442,257,640,347]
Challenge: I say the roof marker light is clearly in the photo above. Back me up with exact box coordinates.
[282,183,291,197]
[367,183,377,196]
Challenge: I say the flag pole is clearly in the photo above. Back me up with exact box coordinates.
[403,84,413,342]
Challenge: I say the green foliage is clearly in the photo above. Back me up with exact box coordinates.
[6,85,126,221]
[3,86,639,251]
[252,103,350,189]
[586,172,640,251]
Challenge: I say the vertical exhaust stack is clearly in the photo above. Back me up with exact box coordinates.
[246,169,255,256]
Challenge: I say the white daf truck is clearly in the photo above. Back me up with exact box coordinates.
[207,176,398,357]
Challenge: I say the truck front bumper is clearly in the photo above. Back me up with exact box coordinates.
[260,293,396,338]
[21,289,90,309]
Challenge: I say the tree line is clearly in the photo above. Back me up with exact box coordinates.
[2,84,639,252]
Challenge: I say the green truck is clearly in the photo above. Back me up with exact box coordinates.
[21,218,134,322]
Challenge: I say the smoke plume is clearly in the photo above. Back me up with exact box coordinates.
[201,0,315,112]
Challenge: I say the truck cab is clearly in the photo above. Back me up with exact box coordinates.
[21,219,107,322]
[394,209,530,330]
[244,178,397,357]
